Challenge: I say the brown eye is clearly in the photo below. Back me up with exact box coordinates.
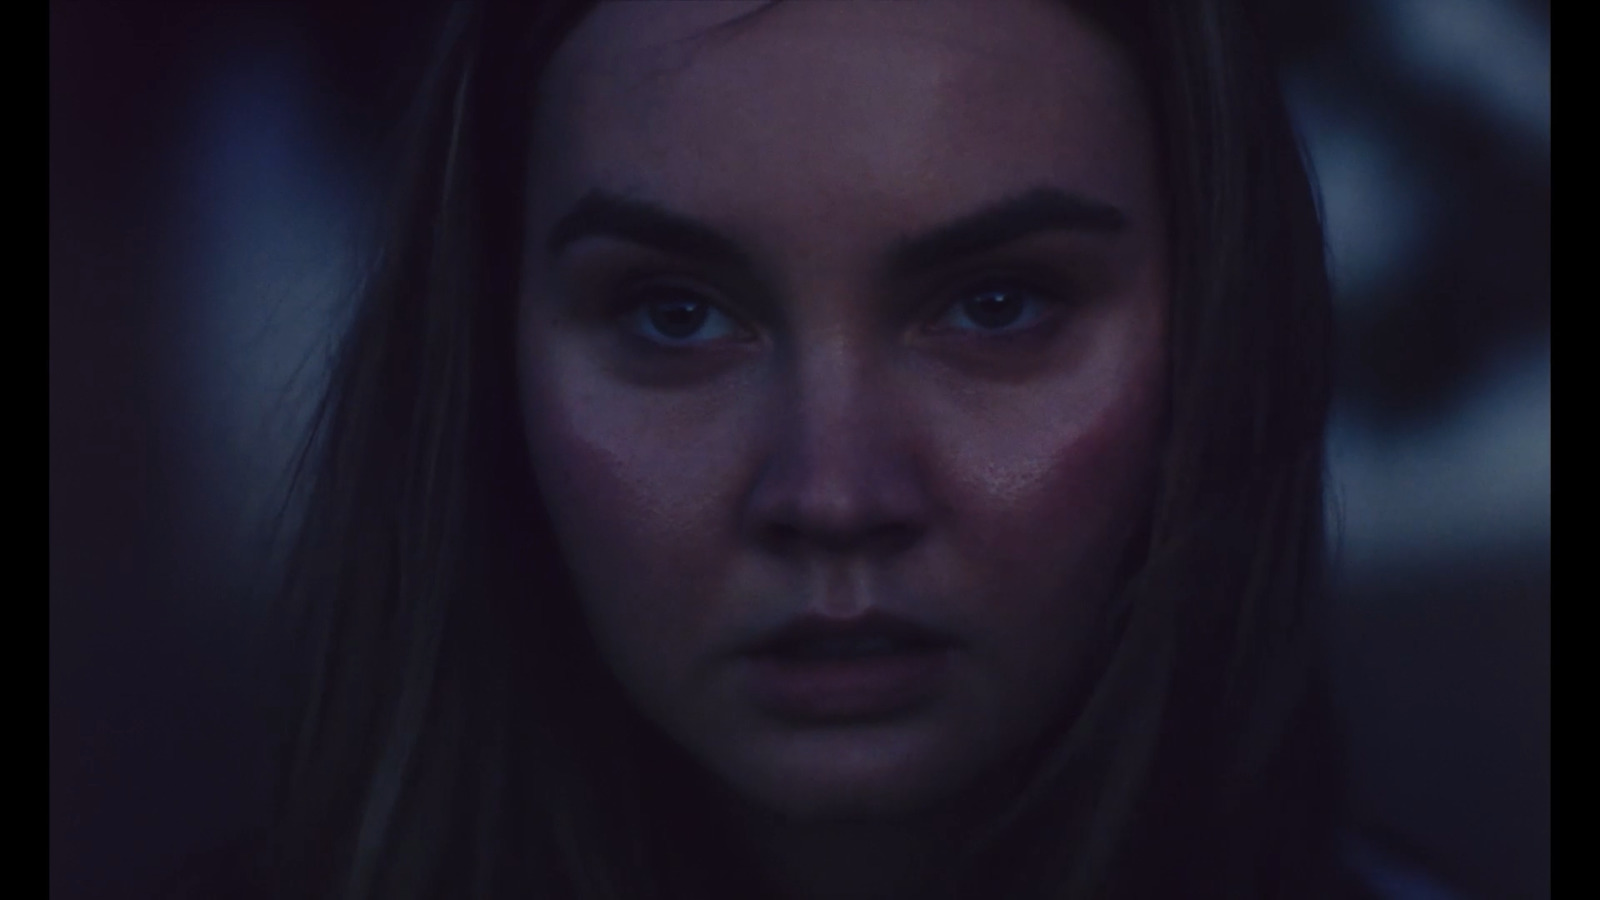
[621,284,745,345]
[934,280,1056,335]
[646,295,712,339]
[960,289,1028,329]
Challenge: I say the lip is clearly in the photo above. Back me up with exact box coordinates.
[742,648,955,722]
[746,610,961,657]
[740,611,961,722]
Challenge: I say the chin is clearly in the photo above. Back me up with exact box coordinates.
[751,780,930,823]
[716,720,982,822]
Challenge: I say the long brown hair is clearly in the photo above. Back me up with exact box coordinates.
[266,1,1346,897]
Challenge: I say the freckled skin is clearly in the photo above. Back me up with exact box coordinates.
[517,0,1168,824]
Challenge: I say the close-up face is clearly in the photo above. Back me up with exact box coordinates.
[517,0,1168,822]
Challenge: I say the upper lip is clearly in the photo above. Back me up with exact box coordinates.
[747,610,960,657]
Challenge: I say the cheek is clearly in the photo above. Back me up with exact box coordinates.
[937,339,1166,661]
[978,397,1158,570]
[516,353,754,669]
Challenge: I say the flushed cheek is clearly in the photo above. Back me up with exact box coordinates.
[937,375,1164,682]
[519,369,758,675]
[972,404,1156,569]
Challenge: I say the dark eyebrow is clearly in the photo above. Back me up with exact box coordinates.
[546,190,756,271]
[544,186,1128,277]
[885,187,1127,277]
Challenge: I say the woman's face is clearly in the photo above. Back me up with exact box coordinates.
[518,0,1167,821]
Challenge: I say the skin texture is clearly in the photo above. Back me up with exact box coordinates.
[517,1,1168,895]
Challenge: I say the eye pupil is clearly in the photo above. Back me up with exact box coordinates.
[963,290,1024,329]
[648,297,710,339]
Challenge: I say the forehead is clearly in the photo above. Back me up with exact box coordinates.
[530,0,1157,251]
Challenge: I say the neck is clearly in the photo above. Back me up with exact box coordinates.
[706,756,1041,900]
[637,722,1055,899]
[725,799,965,900]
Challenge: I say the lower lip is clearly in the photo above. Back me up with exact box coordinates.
[742,648,954,722]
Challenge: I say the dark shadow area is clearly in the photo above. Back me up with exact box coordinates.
[50,2,1549,897]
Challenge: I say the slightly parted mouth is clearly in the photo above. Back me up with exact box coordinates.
[748,610,961,660]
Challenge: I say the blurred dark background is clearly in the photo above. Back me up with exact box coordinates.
[49,2,1549,898]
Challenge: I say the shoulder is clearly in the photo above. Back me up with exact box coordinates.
[147,830,271,900]
[1271,828,1472,900]
[1335,830,1476,900]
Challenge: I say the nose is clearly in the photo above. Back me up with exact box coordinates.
[744,345,932,559]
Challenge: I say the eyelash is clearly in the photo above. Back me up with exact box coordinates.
[611,279,752,349]
[927,275,1066,339]
[610,273,1069,349]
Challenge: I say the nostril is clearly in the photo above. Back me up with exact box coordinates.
[867,523,922,557]
[758,520,922,559]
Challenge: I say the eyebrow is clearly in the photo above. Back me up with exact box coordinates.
[544,186,1128,278]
